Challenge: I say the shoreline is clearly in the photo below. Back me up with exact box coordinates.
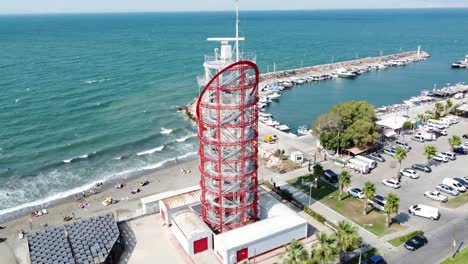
[0,151,197,224]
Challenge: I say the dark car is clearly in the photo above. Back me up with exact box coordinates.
[453,147,468,155]
[453,178,468,188]
[411,163,432,173]
[404,235,428,251]
[323,169,338,184]
[369,152,385,162]
[463,134,468,139]
[363,255,387,264]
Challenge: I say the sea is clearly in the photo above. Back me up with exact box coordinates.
[1,9,468,221]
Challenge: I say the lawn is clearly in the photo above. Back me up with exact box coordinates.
[443,192,468,208]
[288,175,405,237]
[440,247,468,264]
[387,230,424,247]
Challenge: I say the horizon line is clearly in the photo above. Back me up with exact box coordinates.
[1,6,468,16]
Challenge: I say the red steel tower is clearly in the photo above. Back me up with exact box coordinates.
[196,60,259,233]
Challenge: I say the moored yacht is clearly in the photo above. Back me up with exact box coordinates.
[297,125,311,135]
[335,68,357,79]
[275,124,291,131]
[269,92,281,100]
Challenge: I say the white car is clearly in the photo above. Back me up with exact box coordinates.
[433,154,448,163]
[436,184,459,196]
[408,204,440,220]
[424,191,448,202]
[347,187,364,199]
[399,168,419,179]
[382,179,401,189]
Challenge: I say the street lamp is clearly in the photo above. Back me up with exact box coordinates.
[358,224,373,264]
[308,183,312,207]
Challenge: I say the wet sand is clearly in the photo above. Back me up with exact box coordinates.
[0,158,201,263]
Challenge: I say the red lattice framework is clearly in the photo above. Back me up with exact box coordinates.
[196,61,259,233]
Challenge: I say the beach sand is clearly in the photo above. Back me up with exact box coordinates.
[0,158,201,263]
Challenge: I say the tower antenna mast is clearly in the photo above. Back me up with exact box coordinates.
[235,0,239,62]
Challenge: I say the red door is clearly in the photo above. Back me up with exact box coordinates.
[236,248,248,262]
[161,209,165,222]
[193,237,208,254]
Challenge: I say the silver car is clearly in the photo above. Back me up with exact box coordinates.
[436,184,459,196]
[424,191,448,202]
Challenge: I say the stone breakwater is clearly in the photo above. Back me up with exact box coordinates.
[181,50,430,122]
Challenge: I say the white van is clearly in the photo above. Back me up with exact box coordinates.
[443,178,467,192]
[446,115,459,124]
[395,140,411,151]
[370,195,387,212]
[427,119,447,129]
[439,117,452,127]
[346,159,370,174]
[416,132,436,141]
[439,151,456,160]
[355,155,377,169]
[408,204,440,220]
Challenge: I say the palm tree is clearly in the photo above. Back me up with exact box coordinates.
[338,170,351,200]
[310,232,338,264]
[313,164,324,188]
[362,181,376,216]
[448,135,461,150]
[335,220,361,264]
[445,99,453,115]
[281,239,309,264]
[423,145,438,165]
[434,102,444,119]
[395,146,407,181]
[384,193,400,228]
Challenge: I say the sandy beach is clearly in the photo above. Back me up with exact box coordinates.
[0,158,201,263]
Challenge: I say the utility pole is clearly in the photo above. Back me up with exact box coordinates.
[452,223,456,258]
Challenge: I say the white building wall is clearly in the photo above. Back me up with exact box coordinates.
[215,223,308,264]
[171,221,191,255]
[158,201,170,225]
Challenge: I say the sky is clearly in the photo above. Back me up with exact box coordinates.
[0,0,468,14]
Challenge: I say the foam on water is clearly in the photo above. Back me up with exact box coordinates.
[161,128,173,135]
[136,146,165,156]
[176,133,196,143]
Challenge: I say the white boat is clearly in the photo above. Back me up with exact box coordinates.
[269,92,281,100]
[281,81,294,88]
[295,78,306,84]
[258,103,267,109]
[259,96,271,104]
[297,125,311,135]
[335,68,357,79]
[259,112,272,118]
[264,118,280,126]
[275,124,291,131]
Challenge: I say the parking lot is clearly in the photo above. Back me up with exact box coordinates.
[321,117,468,241]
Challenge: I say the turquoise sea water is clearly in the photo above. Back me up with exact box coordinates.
[1,9,467,219]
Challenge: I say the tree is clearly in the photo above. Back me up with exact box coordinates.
[384,193,400,228]
[362,181,376,216]
[445,99,453,115]
[448,135,461,150]
[401,121,413,131]
[423,145,438,165]
[313,164,324,188]
[335,220,361,264]
[281,239,309,264]
[338,170,351,200]
[310,232,338,264]
[395,146,407,181]
[434,102,444,119]
[312,101,377,151]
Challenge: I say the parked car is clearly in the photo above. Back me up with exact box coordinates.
[369,152,385,162]
[453,147,468,155]
[399,168,419,179]
[411,135,425,143]
[369,195,387,212]
[363,255,387,264]
[404,235,428,251]
[433,154,448,163]
[382,179,401,189]
[323,169,338,184]
[436,184,460,196]
[439,151,456,160]
[347,187,364,199]
[412,164,431,173]
[383,148,396,157]
[395,140,411,151]
[463,134,468,139]
[408,204,440,220]
[424,191,448,202]
[453,178,468,188]
[442,178,467,192]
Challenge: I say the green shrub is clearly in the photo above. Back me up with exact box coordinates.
[304,207,326,223]
[263,181,274,190]
[388,230,424,247]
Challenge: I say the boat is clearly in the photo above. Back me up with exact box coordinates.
[269,92,281,100]
[335,68,357,79]
[259,112,272,118]
[275,124,291,131]
[264,118,280,126]
[258,103,267,109]
[259,96,271,104]
[297,125,311,135]
[451,56,467,68]
[281,81,294,88]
